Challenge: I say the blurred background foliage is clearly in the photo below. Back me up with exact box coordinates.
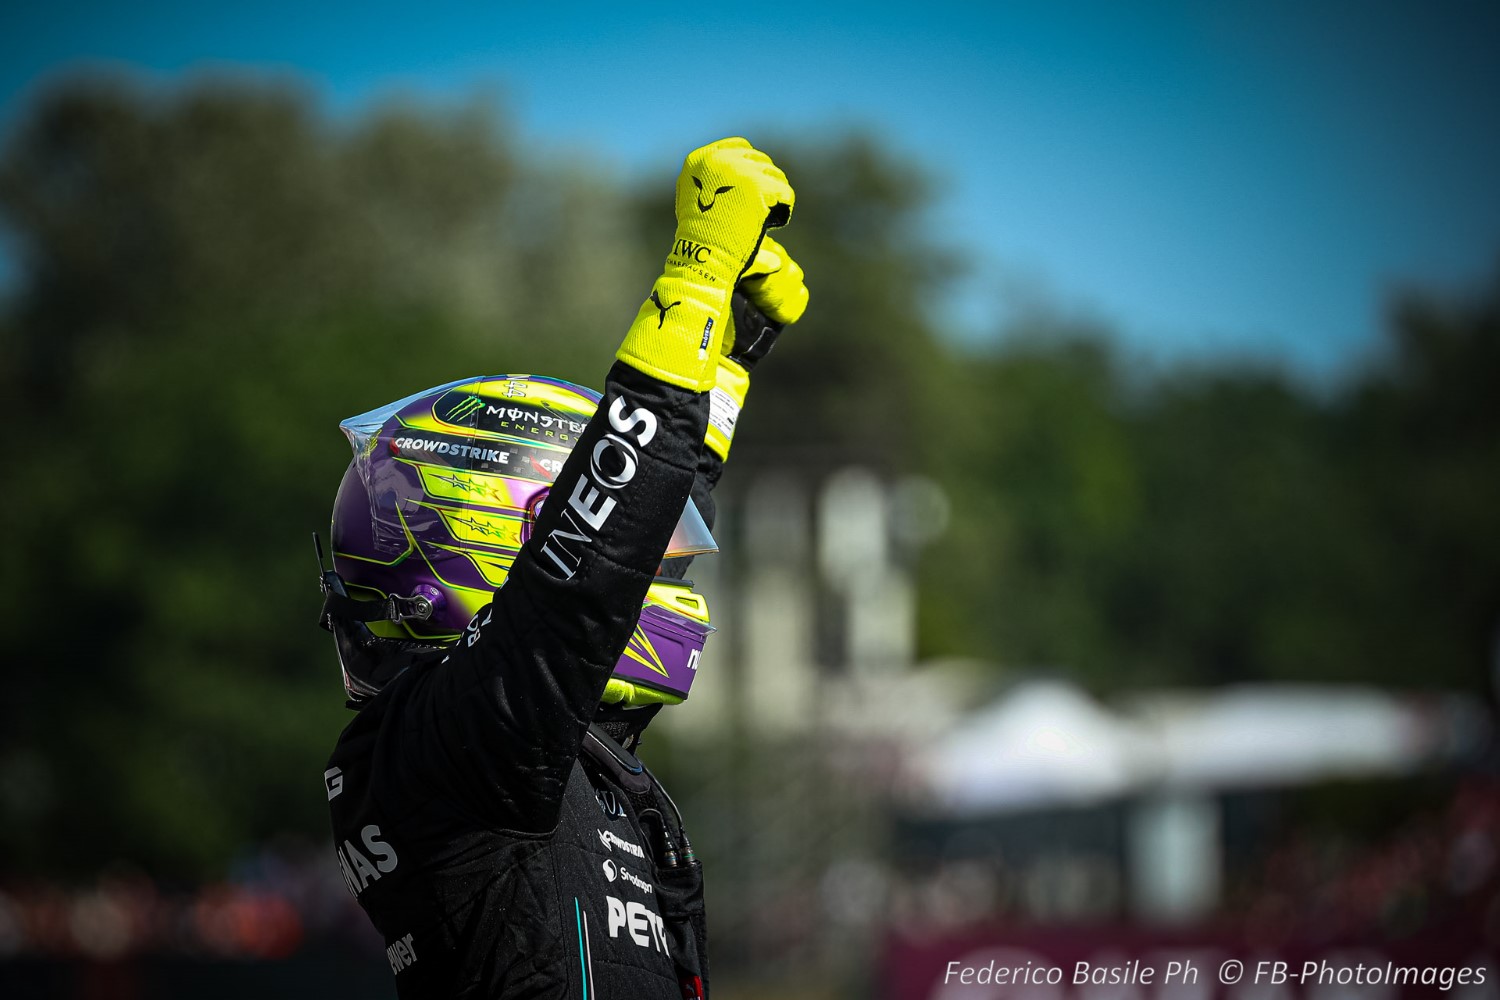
[0,73,1497,892]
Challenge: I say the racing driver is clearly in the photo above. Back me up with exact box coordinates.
[315,137,808,999]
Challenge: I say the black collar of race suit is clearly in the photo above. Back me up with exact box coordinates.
[583,717,659,794]
[581,721,695,876]
[592,701,664,755]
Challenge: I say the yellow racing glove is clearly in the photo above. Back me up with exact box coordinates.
[706,235,809,460]
[617,138,794,392]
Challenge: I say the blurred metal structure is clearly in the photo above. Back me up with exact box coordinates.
[657,466,953,996]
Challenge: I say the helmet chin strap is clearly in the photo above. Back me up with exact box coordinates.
[314,533,447,708]
[321,588,434,625]
[314,532,435,626]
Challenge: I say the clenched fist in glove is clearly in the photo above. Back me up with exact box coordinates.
[617,138,795,392]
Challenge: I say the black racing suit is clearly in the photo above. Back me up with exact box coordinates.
[326,362,720,999]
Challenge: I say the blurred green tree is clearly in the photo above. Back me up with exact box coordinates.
[1335,273,1500,691]
[0,77,644,875]
[920,273,1500,697]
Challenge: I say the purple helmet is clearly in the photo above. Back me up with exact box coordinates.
[322,375,715,708]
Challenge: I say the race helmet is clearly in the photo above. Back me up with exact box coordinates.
[318,374,715,709]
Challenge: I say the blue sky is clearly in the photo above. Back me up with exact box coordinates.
[3,1,1498,378]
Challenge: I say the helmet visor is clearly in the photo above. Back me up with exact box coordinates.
[667,497,718,559]
[528,492,717,560]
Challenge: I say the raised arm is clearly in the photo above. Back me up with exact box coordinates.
[406,139,797,832]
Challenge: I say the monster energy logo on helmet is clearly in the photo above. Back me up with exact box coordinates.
[444,395,485,422]
[433,388,590,441]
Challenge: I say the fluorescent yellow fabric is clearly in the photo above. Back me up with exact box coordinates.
[602,676,684,706]
[705,357,750,461]
[617,138,795,391]
[739,235,809,325]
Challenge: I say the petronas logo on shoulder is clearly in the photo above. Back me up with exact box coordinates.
[444,395,484,422]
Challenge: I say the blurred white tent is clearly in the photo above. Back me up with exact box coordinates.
[1129,685,1485,791]
[904,678,1488,815]
[902,680,1153,813]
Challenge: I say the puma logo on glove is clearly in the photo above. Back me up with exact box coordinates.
[650,290,682,328]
